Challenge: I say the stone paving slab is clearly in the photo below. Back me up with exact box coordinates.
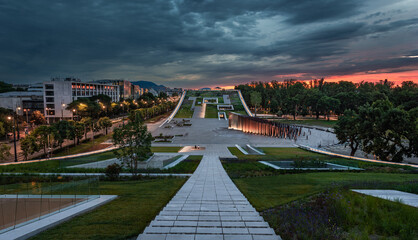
[138,151,281,240]
[352,189,418,207]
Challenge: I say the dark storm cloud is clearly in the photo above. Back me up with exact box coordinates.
[0,0,417,86]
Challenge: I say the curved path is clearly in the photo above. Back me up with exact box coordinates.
[138,147,280,240]
[160,91,187,127]
[237,90,253,117]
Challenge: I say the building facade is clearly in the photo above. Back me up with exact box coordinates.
[92,79,137,100]
[43,78,119,123]
[0,91,44,116]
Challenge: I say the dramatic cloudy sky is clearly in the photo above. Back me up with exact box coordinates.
[0,0,417,88]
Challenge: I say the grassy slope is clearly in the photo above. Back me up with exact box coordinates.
[29,178,186,240]
[226,147,415,170]
[174,100,194,118]
[49,134,111,158]
[205,104,218,118]
[150,146,183,153]
[233,172,418,211]
[277,119,337,128]
[0,153,202,174]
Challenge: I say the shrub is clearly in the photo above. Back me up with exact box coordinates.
[105,163,122,180]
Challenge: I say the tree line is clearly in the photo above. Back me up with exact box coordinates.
[236,79,417,162]
[236,79,417,120]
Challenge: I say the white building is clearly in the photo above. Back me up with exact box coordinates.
[43,78,119,123]
[0,91,44,116]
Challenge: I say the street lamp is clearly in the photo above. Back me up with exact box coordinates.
[120,103,125,126]
[8,115,18,162]
[23,109,29,135]
[16,107,21,140]
[61,103,66,120]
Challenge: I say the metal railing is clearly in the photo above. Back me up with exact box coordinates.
[0,175,100,233]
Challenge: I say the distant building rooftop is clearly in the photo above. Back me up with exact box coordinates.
[0,91,43,97]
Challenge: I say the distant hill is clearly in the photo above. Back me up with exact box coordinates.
[131,81,167,91]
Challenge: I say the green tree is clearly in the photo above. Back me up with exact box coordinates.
[250,91,262,117]
[0,143,11,162]
[51,120,72,148]
[67,98,101,119]
[112,118,152,174]
[317,96,340,120]
[358,100,417,162]
[30,110,46,125]
[335,110,361,156]
[98,117,112,135]
[0,121,5,137]
[20,135,38,161]
[68,121,85,145]
[80,117,93,140]
[33,125,52,155]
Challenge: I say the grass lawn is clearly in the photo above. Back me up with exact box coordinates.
[29,178,186,240]
[52,134,112,158]
[277,119,337,128]
[174,100,194,118]
[228,147,331,161]
[0,153,202,174]
[165,155,202,173]
[232,172,418,211]
[150,146,183,153]
[226,147,416,172]
[205,104,218,118]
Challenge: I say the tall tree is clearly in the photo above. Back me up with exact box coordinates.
[112,118,152,174]
[51,120,72,148]
[98,117,112,135]
[32,125,52,155]
[317,96,340,120]
[80,117,92,140]
[250,91,262,117]
[20,135,38,161]
[335,110,361,156]
[30,110,46,125]
[358,100,417,162]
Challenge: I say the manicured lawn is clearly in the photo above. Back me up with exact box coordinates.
[277,119,337,128]
[150,146,183,153]
[165,155,202,173]
[52,134,112,158]
[0,153,202,174]
[29,178,186,240]
[174,100,194,118]
[205,104,218,118]
[226,147,415,172]
[227,147,331,160]
[232,172,418,211]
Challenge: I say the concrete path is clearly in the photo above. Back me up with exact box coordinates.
[193,103,206,119]
[352,190,418,207]
[223,95,231,104]
[138,152,280,240]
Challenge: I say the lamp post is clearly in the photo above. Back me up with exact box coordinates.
[120,103,125,126]
[16,107,21,140]
[23,109,29,135]
[61,103,66,120]
[45,107,50,124]
[72,109,77,121]
[8,116,18,162]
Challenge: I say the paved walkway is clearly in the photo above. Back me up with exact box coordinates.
[352,190,418,207]
[193,104,206,119]
[138,153,280,240]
